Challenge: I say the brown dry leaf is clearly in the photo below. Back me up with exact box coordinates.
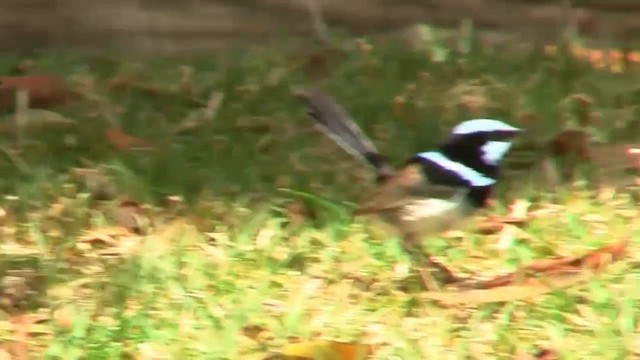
[78,226,132,247]
[0,75,72,112]
[105,128,153,152]
[0,270,41,312]
[10,60,38,75]
[588,143,640,186]
[422,268,591,305]
[549,128,592,161]
[422,240,627,305]
[570,94,593,127]
[242,324,268,342]
[624,146,640,171]
[303,51,330,80]
[285,202,315,227]
[547,128,593,181]
[71,167,117,201]
[7,313,47,360]
[0,109,76,135]
[516,348,560,360]
[52,305,74,331]
[107,76,180,103]
[476,239,627,289]
[475,217,505,235]
[502,199,532,224]
[115,200,148,235]
[173,91,224,135]
[273,340,376,360]
[77,222,145,259]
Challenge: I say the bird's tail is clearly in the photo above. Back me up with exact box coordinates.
[294,88,394,180]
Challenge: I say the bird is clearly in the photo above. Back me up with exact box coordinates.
[293,88,523,287]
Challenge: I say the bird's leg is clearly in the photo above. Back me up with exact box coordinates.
[402,232,461,289]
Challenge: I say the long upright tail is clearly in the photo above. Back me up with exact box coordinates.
[294,88,394,180]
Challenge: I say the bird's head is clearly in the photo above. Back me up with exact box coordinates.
[409,119,523,208]
[438,118,523,179]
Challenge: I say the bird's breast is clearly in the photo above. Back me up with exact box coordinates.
[379,198,476,236]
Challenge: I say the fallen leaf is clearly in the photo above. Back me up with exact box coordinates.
[78,226,133,246]
[422,268,591,305]
[0,109,76,134]
[0,76,72,112]
[115,200,147,235]
[422,240,628,305]
[72,167,117,200]
[547,128,593,181]
[475,217,505,235]
[285,201,315,227]
[549,128,592,161]
[495,225,518,250]
[517,348,560,360]
[104,128,153,151]
[52,305,74,330]
[137,342,169,360]
[0,349,11,360]
[255,228,275,250]
[242,324,268,341]
[502,199,532,224]
[274,340,376,360]
[569,94,593,127]
[7,313,47,359]
[173,91,224,135]
[9,60,38,75]
[477,239,627,289]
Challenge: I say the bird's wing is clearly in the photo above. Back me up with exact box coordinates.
[353,165,467,215]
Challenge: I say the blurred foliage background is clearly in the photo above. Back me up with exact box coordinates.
[2,0,640,54]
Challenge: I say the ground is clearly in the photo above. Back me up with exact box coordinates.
[0,34,638,359]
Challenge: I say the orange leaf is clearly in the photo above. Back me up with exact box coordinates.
[423,268,591,305]
[517,348,560,360]
[7,314,43,360]
[104,129,153,151]
[276,340,376,360]
[422,240,627,305]
[627,51,640,63]
[477,239,627,289]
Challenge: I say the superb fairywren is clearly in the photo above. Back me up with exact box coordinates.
[294,88,522,285]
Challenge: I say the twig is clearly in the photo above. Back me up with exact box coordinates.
[15,89,29,148]
[0,145,31,174]
[300,0,335,49]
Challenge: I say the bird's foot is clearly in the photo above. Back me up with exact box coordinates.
[414,256,463,291]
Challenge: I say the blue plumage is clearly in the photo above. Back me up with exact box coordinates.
[416,151,496,187]
[451,118,520,135]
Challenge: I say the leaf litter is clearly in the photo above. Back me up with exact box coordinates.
[0,41,638,359]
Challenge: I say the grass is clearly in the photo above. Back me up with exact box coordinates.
[0,33,639,359]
